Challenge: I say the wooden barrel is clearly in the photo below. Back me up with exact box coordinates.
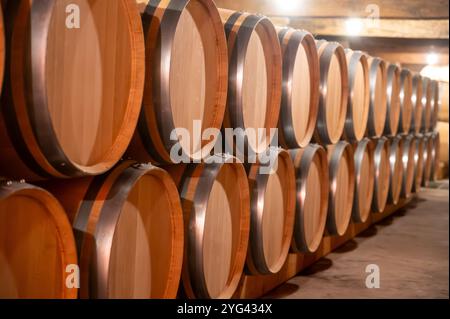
[412,135,424,193]
[219,9,281,157]
[0,182,77,298]
[430,131,441,181]
[398,68,413,134]
[343,49,370,141]
[314,40,349,144]
[0,0,145,180]
[326,142,355,236]
[247,148,295,274]
[289,145,329,253]
[400,135,416,199]
[421,77,433,133]
[41,161,184,299]
[411,74,423,134]
[367,57,387,138]
[384,64,401,136]
[429,80,440,131]
[352,138,375,223]
[387,136,404,205]
[422,134,433,186]
[372,137,390,213]
[277,28,319,149]
[0,7,4,92]
[127,0,228,164]
[166,155,250,299]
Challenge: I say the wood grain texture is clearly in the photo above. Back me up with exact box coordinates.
[421,77,433,132]
[352,139,374,223]
[411,75,423,134]
[401,135,416,199]
[421,136,433,187]
[372,138,390,213]
[399,69,413,134]
[0,183,77,299]
[41,162,184,299]
[388,137,404,205]
[128,0,228,163]
[0,0,145,180]
[385,64,401,136]
[412,137,424,193]
[367,57,388,138]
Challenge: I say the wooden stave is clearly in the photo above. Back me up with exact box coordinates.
[384,64,401,136]
[411,134,425,193]
[314,40,349,145]
[0,182,77,299]
[326,141,355,236]
[430,131,440,182]
[0,0,145,180]
[421,134,433,187]
[411,74,423,134]
[400,134,415,199]
[371,137,391,213]
[278,28,319,149]
[166,154,250,299]
[366,57,388,138]
[127,0,228,164]
[246,148,296,274]
[220,9,282,158]
[352,138,375,224]
[289,145,329,253]
[387,136,404,205]
[40,161,184,299]
[429,80,440,131]
[343,49,370,142]
[398,68,413,134]
[421,77,433,133]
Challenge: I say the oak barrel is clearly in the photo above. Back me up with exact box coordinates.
[219,9,282,157]
[367,57,387,138]
[421,77,433,133]
[387,136,404,205]
[127,0,228,164]
[0,182,77,298]
[400,135,416,199]
[372,137,390,213]
[326,142,355,236]
[289,145,329,253]
[422,134,433,187]
[41,161,184,299]
[352,138,375,223]
[412,135,424,193]
[429,80,440,131]
[384,64,401,136]
[278,28,319,148]
[398,68,413,134]
[430,132,440,182]
[166,155,250,299]
[0,0,145,180]
[314,40,349,144]
[247,148,295,274]
[411,74,423,134]
[343,49,370,141]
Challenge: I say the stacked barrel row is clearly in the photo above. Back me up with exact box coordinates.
[0,0,442,299]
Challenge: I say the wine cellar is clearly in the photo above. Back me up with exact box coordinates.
[0,0,448,300]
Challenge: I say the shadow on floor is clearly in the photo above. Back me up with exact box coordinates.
[301,258,333,276]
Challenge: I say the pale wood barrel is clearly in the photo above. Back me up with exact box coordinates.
[343,49,370,141]
[412,135,425,193]
[411,74,423,134]
[0,0,145,180]
[400,135,416,199]
[387,136,404,205]
[429,80,440,131]
[166,155,250,299]
[384,64,401,136]
[127,0,228,164]
[352,138,375,223]
[398,68,413,134]
[430,131,440,182]
[367,57,388,138]
[289,145,329,253]
[421,77,433,133]
[0,182,77,298]
[219,9,282,157]
[314,40,349,144]
[372,137,390,213]
[278,28,319,148]
[247,148,296,274]
[41,161,184,299]
[326,142,355,236]
[422,134,434,187]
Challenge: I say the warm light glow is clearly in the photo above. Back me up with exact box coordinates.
[345,18,364,36]
[274,0,299,13]
[421,65,449,83]
[426,52,439,65]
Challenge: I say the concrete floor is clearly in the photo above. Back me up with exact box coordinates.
[265,187,449,299]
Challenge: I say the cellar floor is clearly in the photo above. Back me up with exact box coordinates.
[264,185,449,299]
